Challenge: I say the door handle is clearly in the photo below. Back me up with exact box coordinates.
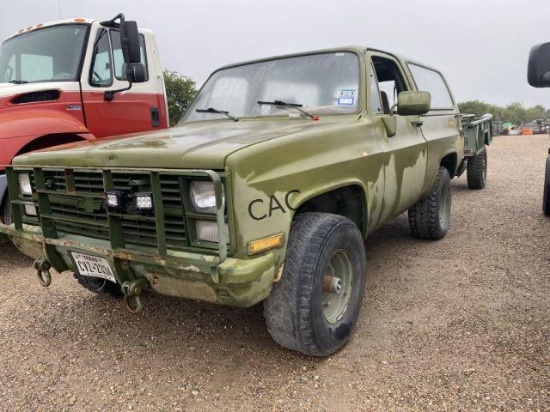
[151,107,160,127]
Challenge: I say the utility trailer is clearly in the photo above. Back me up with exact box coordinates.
[457,113,493,189]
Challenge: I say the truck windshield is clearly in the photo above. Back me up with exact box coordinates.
[182,51,360,122]
[0,24,88,84]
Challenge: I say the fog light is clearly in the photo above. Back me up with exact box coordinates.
[196,220,229,243]
[135,192,154,212]
[24,203,37,216]
[105,190,127,211]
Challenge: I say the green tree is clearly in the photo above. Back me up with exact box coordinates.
[458,100,550,125]
[163,70,197,126]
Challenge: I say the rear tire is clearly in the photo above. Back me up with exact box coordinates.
[408,166,451,240]
[543,156,550,216]
[263,213,367,356]
[467,148,487,190]
[73,273,122,298]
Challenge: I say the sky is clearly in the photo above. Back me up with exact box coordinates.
[1,0,550,108]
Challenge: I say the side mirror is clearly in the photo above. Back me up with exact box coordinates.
[528,42,550,87]
[120,21,141,64]
[122,62,147,83]
[397,91,431,116]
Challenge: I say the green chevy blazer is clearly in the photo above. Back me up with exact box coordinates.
[1,46,463,356]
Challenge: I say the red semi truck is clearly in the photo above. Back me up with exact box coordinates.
[0,13,169,223]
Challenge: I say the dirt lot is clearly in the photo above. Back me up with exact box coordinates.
[1,134,549,411]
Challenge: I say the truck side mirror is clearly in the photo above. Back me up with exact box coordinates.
[120,21,141,64]
[528,42,550,87]
[122,62,147,83]
[397,91,431,116]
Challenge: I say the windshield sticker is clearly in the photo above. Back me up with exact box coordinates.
[337,89,356,106]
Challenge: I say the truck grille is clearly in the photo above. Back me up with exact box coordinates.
[41,169,187,250]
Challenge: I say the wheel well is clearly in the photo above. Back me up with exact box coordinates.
[440,153,458,178]
[294,185,365,235]
[16,133,87,156]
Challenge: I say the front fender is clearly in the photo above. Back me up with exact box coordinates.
[0,109,90,166]
[0,108,89,140]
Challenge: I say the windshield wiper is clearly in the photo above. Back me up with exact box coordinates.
[196,107,238,122]
[257,100,319,120]
[9,80,28,84]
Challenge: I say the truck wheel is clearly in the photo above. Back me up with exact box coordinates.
[408,166,451,240]
[263,213,367,356]
[1,200,12,225]
[467,148,487,189]
[543,156,550,216]
[73,273,122,298]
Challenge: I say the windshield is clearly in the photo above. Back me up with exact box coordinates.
[0,24,88,83]
[182,51,360,122]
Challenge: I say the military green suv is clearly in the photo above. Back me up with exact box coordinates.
[1,47,463,356]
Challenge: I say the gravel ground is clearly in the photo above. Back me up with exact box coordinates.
[1,134,549,411]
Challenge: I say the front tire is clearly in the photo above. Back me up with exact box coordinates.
[467,148,487,190]
[543,156,550,216]
[1,199,12,225]
[264,213,367,356]
[408,166,451,240]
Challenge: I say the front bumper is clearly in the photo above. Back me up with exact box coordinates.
[1,223,276,307]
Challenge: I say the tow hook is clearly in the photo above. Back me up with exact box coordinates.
[33,258,52,287]
[121,279,147,315]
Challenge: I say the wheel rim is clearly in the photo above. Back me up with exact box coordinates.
[438,182,450,228]
[322,250,353,324]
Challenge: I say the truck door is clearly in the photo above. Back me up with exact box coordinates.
[368,52,428,223]
[80,28,167,138]
[406,63,461,194]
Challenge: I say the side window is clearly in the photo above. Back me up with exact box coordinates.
[369,67,383,115]
[408,63,453,109]
[90,30,113,87]
[372,56,408,114]
[110,31,149,81]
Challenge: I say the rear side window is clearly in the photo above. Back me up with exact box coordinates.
[408,63,454,109]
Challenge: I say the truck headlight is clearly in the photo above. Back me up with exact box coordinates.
[190,181,224,214]
[18,173,32,195]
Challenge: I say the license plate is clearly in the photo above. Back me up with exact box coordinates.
[71,252,116,283]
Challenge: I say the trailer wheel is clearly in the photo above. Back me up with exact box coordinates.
[408,166,451,240]
[73,273,122,298]
[263,213,366,356]
[467,148,487,189]
[543,156,550,216]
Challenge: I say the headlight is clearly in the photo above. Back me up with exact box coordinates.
[190,181,224,214]
[18,173,32,195]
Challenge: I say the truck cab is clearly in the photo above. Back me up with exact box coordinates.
[0,14,168,222]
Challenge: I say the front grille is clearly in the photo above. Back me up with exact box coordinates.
[40,169,188,250]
